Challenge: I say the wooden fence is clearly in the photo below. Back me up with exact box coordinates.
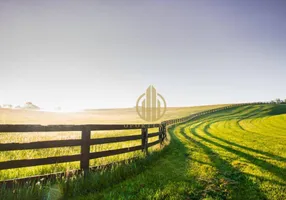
[0,102,266,187]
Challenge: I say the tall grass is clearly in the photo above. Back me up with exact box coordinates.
[0,104,227,199]
[0,105,223,181]
[0,128,161,181]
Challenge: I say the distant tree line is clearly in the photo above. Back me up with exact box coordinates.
[0,102,40,110]
[270,98,286,104]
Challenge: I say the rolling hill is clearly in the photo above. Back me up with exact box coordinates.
[75,104,286,200]
[1,104,285,200]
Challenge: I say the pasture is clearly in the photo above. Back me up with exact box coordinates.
[0,105,226,124]
[76,104,286,200]
[0,105,223,193]
[1,104,285,200]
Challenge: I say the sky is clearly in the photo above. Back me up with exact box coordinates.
[0,0,285,110]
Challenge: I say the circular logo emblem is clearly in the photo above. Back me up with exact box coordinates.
[136,85,167,122]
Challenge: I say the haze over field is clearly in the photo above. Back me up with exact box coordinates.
[1,0,286,110]
[0,104,226,124]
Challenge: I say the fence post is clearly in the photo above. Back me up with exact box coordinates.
[141,127,148,155]
[80,127,91,176]
[162,123,166,141]
[159,125,163,146]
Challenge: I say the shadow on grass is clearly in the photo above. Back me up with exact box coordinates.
[197,124,286,181]
[143,125,204,199]
[67,126,201,199]
[188,157,215,167]
[198,105,267,133]
[71,125,195,200]
[268,104,286,116]
[179,122,269,200]
[184,125,268,199]
[189,123,286,183]
[217,105,268,122]
[203,123,286,162]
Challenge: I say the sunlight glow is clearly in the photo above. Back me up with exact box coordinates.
[40,107,84,113]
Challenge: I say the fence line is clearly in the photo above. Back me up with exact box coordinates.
[0,102,267,187]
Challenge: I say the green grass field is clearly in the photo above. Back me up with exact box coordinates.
[0,105,224,183]
[1,104,286,200]
[74,104,286,200]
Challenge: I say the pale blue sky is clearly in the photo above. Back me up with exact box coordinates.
[0,0,285,110]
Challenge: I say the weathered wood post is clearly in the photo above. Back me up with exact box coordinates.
[161,123,166,141]
[141,126,148,155]
[159,125,163,146]
[80,126,91,177]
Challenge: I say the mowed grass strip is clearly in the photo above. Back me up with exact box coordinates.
[75,105,286,200]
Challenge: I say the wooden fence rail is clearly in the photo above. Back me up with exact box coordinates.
[0,125,165,172]
[0,102,267,186]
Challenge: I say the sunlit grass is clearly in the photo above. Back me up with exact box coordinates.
[76,104,286,200]
[0,105,223,181]
[0,128,160,181]
[0,104,227,199]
